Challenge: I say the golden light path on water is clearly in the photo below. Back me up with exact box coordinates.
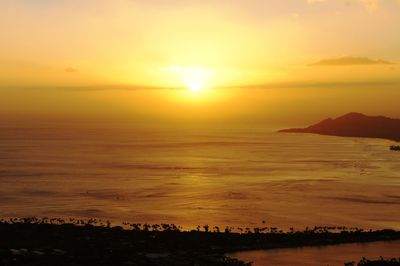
[0,125,399,231]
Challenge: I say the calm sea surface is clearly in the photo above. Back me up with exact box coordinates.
[0,125,399,230]
[230,240,400,266]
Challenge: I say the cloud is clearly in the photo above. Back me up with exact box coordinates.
[55,84,184,91]
[309,57,395,66]
[64,67,78,73]
[233,80,399,90]
[360,0,380,12]
[306,0,381,12]
[307,0,327,3]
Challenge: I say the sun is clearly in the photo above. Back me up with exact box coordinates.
[166,66,213,93]
[187,81,204,92]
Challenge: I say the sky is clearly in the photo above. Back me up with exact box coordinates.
[1,0,400,126]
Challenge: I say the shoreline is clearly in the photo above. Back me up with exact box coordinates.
[1,218,400,265]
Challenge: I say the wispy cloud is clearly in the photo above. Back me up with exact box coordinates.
[360,0,380,13]
[306,0,381,12]
[309,57,394,66]
[64,67,78,73]
[307,0,326,3]
[55,85,184,91]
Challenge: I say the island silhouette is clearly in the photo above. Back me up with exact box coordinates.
[279,112,400,141]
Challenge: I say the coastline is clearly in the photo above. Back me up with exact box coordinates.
[2,218,400,266]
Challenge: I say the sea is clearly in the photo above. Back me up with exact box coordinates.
[230,240,400,266]
[0,124,399,231]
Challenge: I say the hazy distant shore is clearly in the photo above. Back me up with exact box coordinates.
[1,218,400,266]
[279,112,400,142]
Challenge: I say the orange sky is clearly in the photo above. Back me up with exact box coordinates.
[1,0,400,126]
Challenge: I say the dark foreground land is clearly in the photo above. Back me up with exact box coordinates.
[1,218,400,266]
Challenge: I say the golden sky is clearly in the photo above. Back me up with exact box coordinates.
[1,0,400,126]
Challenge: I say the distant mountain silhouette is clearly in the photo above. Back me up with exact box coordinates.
[279,112,400,141]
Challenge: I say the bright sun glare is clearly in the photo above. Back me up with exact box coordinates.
[167,66,213,93]
[187,80,204,92]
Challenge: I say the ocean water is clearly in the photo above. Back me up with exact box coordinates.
[0,125,399,230]
[230,240,400,266]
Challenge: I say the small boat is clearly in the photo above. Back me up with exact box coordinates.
[390,145,400,151]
